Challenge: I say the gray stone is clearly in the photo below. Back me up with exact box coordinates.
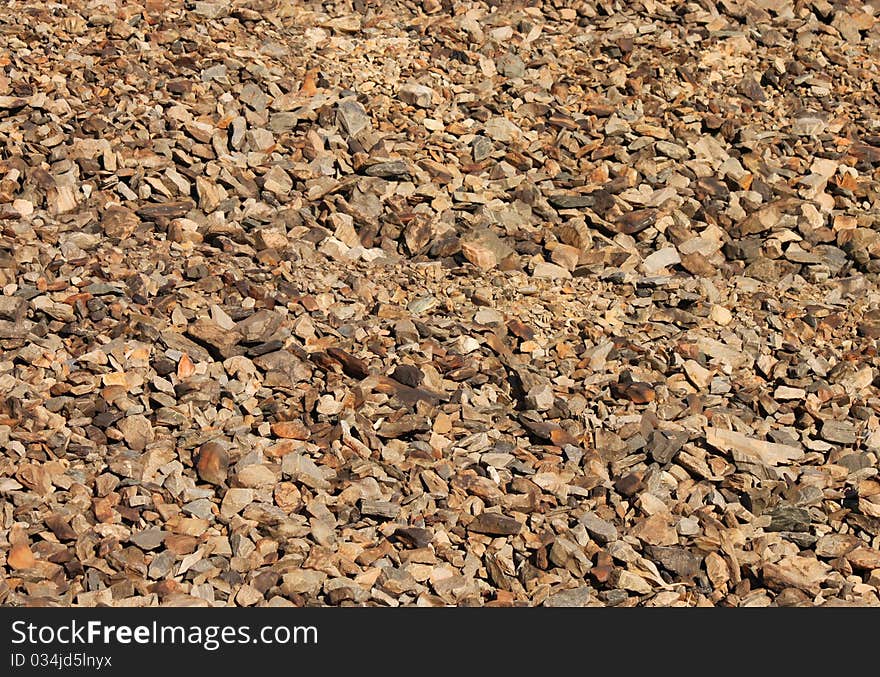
[182,498,216,519]
[767,505,811,533]
[543,586,591,607]
[130,528,167,550]
[497,53,526,78]
[644,545,702,578]
[821,420,857,445]
[359,499,400,519]
[336,99,370,138]
[579,511,618,544]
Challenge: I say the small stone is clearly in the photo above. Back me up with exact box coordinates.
[0,296,28,322]
[263,166,293,196]
[282,570,326,596]
[270,420,310,440]
[792,116,826,137]
[196,441,229,486]
[821,420,857,445]
[117,415,154,452]
[644,546,701,578]
[8,543,36,570]
[220,488,254,517]
[679,252,717,277]
[468,513,522,536]
[130,528,167,550]
[549,244,582,271]
[763,556,830,596]
[533,261,571,279]
[683,360,712,388]
[614,472,644,497]
[543,587,591,607]
[737,74,767,102]
[461,228,516,270]
[705,427,804,466]
[234,464,276,488]
[767,506,811,533]
[579,512,618,544]
[336,99,370,137]
[844,547,880,571]
[187,318,241,358]
[709,304,733,326]
[816,534,861,558]
[642,247,680,274]
[393,527,433,549]
[774,386,806,400]
[611,381,655,404]
[526,383,555,411]
[496,53,526,79]
[360,499,400,519]
[483,117,522,143]
[398,83,435,108]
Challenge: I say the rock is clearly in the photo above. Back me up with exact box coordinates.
[844,547,880,570]
[0,295,27,322]
[187,318,242,358]
[282,570,326,596]
[642,247,680,274]
[762,556,831,596]
[549,194,594,209]
[234,464,276,488]
[220,488,254,517]
[483,117,522,143]
[460,228,517,270]
[282,453,331,491]
[468,513,522,536]
[767,506,811,532]
[611,381,655,404]
[398,83,435,108]
[8,543,36,570]
[130,528,167,550]
[336,99,370,137]
[117,415,154,452]
[617,209,656,234]
[526,383,555,411]
[496,53,526,79]
[543,587,591,607]
[705,427,804,466]
[270,420,310,440]
[644,546,702,578]
[263,166,293,196]
[792,116,826,137]
[532,262,571,279]
[815,534,861,558]
[709,305,733,326]
[821,420,857,445]
[359,499,400,519]
[683,360,712,388]
[737,74,767,102]
[236,310,284,343]
[196,441,229,485]
[393,527,432,549]
[579,512,618,544]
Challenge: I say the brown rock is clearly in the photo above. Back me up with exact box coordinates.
[468,513,522,536]
[271,420,310,440]
[196,441,229,485]
[8,543,36,570]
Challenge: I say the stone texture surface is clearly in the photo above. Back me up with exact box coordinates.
[1,0,880,609]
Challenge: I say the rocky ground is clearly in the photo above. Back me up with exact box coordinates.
[2,0,880,607]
